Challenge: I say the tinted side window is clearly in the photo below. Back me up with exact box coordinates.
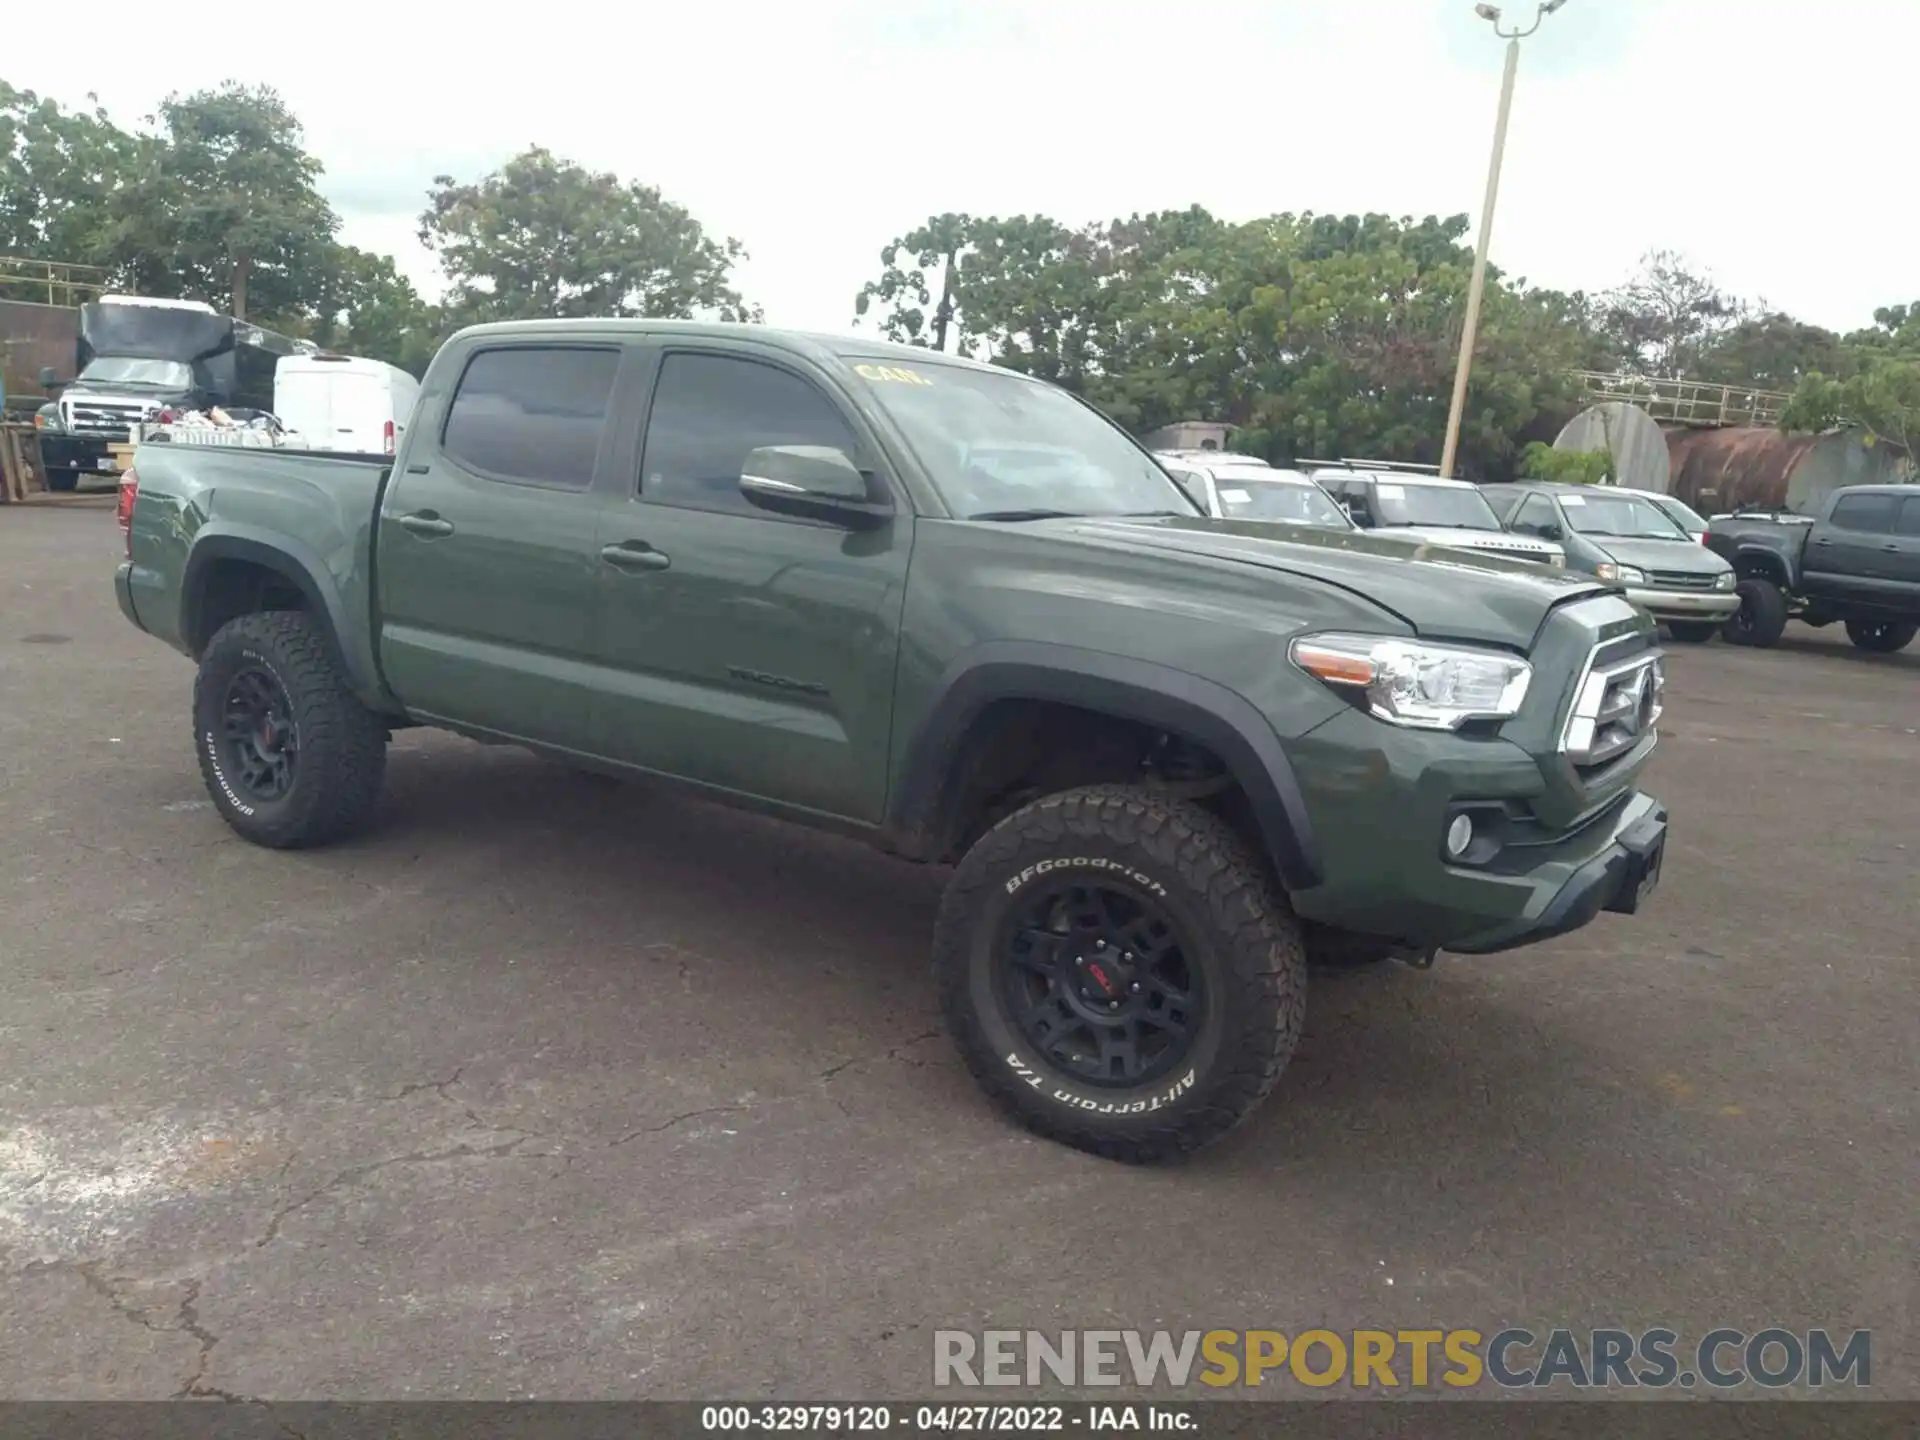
[1829,493,1897,534]
[1896,496,1920,537]
[442,347,619,489]
[641,353,861,517]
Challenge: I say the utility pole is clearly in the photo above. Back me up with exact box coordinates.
[1439,0,1570,478]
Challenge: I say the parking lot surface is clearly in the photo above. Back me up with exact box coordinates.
[2,503,1913,1400]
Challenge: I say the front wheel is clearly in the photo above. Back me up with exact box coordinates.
[933,785,1306,1163]
[193,610,388,848]
[1666,621,1719,644]
[1845,618,1919,654]
[1721,579,1788,648]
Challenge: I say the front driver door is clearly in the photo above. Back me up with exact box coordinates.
[590,346,914,824]
[376,341,630,751]
[1804,492,1898,604]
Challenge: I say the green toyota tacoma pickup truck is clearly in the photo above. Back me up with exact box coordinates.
[114,320,1670,1162]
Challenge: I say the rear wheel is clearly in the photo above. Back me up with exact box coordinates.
[1722,579,1787,648]
[1666,621,1719,644]
[933,785,1306,1163]
[193,610,388,848]
[1844,618,1918,654]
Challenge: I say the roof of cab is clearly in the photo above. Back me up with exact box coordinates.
[445,318,1013,375]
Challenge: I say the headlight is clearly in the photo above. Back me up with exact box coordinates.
[1289,633,1532,731]
[1596,563,1646,585]
[34,403,62,433]
[1713,570,1735,591]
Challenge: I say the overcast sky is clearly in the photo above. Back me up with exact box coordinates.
[16,0,1912,335]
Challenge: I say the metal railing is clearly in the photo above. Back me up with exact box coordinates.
[0,256,113,306]
[1572,370,1792,428]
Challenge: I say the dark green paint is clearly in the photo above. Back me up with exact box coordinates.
[117,319,1666,953]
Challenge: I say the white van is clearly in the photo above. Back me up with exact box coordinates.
[273,354,421,456]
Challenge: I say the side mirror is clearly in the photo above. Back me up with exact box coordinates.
[39,366,64,389]
[1541,522,1564,542]
[739,444,891,530]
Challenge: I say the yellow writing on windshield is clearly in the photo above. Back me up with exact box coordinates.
[854,363,934,387]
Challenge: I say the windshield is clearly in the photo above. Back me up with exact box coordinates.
[77,356,192,388]
[1650,495,1707,533]
[1374,482,1503,531]
[1214,475,1351,529]
[1562,492,1691,540]
[847,359,1196,520]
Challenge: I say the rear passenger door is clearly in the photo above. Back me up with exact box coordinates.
[1889,496,1920,595]
[1805,492,1898,602]
[590,345,914,824]
[376,340,632,751]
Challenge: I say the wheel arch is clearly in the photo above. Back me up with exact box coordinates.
[886,642,1322,892]
[1730,545,1793,589]
[181,530,385,708]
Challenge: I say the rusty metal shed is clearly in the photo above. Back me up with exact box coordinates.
[1664,425,1913,515]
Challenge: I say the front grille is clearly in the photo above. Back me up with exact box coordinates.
[1647,569,1715,591]
[61,401,145,440]
[1562,647,1665,772]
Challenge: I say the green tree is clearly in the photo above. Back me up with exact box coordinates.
[108,83,339,322]
[1597,249,1748,379]
[1780,358,1920,460]
[0,81,139,283]
[420,147,757,324]
[305,245,443,374]
[1520,442,1610,484]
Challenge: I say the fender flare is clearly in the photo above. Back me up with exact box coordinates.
[886,641,1322,892]
[1730,543,1794,588]
[180,528,388,709]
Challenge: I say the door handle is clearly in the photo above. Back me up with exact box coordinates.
[601,541,671,572]
[398,511,455,538]
[1813,537,1832,546]
[1883,542,1901,552]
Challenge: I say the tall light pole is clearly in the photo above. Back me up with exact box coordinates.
[1439,0,1569,479]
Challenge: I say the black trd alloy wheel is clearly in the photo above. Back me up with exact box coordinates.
[193,611,387,848]
[935,785,1307,1163]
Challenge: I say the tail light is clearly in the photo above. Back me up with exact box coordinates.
[383,419,396,455]
[118,469,138,554]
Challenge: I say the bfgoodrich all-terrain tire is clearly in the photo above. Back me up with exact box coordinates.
[1722,579,1788,648]
[1844,618,1918,654]
[193,611,388,849]
[933,784,1307,1163]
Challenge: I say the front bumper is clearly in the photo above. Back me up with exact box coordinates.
[1623,587,1740,621]
[1444,800,1667,954]
[37,432,117,472]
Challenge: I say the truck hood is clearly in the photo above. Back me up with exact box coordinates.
[1012,515,1606,649]
[1587,535,1729,575]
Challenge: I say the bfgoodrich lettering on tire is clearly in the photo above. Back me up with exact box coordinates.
[193,611,387,849]
[933,784,1307,1162]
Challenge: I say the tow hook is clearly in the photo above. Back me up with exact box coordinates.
[1391,946,1439,970]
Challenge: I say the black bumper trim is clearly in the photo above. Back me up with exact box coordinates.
[1445,804,1668,955]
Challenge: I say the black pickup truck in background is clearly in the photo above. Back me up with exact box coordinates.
[1707,485,1920,652]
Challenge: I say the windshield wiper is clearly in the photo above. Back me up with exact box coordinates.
[967,508,1086,522]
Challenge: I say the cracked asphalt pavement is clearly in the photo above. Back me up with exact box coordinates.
[2,504,1914,1400]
